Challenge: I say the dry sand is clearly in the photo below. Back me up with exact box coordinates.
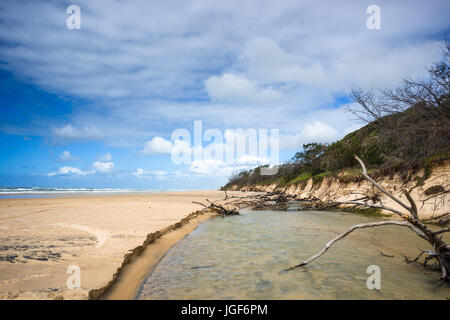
[0,191,241,300]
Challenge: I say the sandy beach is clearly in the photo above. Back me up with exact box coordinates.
[0,191,243,300]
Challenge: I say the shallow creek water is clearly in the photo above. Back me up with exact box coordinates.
[137,208,450,299]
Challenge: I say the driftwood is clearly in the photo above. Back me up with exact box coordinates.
[250,191,292,211]
[194,190,305,214]
[215,190,296,211]
[192,197,239,217]
[380,251,394,258]
[206,199,239,216]
[285,155,450,281]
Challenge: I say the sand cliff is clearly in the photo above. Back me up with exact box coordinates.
[230,161,450,220]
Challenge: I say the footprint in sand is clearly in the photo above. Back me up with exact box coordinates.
[52,223,110,248]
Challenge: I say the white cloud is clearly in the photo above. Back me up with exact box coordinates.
[189,154,269,177]
[171,139,195,157]
[237,36,442,95]
[99,153,112,162]
[93,161,114,173]
[205,73,282,104]
[89,153,115,173]
[235,154,269,166]
[133,168,147,177]
[49,153,115,176]
[58,150,78,161]
[141,137,196,161]
[151,170,168,180]
[1,0,448,152]
[302,121,339,142]
[280,121,340,150]
[142,137,173,154]
[51,124,103,142]
[132,168,168,180]
[2,0,446,106]
[190,159,230,176]
[48,166,94,177]
[141,132,274,168]
[238,37,329,87]
[172,170,190,178]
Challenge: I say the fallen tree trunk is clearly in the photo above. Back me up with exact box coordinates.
[285,220,425,271]
[286,155,450,281]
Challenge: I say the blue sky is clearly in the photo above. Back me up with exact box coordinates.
[0,0,449,189]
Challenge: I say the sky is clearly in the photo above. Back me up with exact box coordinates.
[0,0,449,190]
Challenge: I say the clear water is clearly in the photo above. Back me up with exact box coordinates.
[137,209,450,299]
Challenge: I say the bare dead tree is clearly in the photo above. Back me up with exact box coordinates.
[347,41,450,167]
[349,40,449,123]
[286,155,450,281]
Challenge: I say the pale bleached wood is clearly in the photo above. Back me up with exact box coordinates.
[286,155,449,280]
[285,220,421,270]
[354,155,412,214]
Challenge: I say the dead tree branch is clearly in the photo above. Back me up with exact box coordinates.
[192,198,239,216]
[404,249,438,266]
[286,154,450,281]
[285,220,420,271]
[334,200,404,217]
[354,155,412,214]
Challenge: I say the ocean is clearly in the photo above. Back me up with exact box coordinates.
[0,187,182,199]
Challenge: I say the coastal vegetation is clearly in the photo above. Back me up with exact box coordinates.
[219,41,450,280]
[285,155,450,281]
[222,41,450,191]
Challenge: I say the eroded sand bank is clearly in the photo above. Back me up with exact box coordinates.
[0,191,243,299]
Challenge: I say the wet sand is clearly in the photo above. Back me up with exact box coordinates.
[0,191,241,299]
[100,212,214,300]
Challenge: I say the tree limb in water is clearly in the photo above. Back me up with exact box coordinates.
[333,200,427,240]
[333,200,405,218]
[404,249,437,265]
[285,220,422,271]
[286,154,450,280]
[192,198,239,216]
